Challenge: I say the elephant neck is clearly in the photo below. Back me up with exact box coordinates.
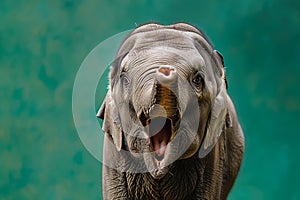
[126,155,202,199]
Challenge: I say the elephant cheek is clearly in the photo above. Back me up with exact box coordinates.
[181,136,201,159]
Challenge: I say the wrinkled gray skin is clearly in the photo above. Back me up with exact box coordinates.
[98,23,244,200]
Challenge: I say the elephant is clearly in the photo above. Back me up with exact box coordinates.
[97,23,244,200]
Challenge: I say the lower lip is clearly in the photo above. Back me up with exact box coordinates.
[153,155,164,169]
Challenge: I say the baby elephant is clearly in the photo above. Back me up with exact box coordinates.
[97,23,244,200]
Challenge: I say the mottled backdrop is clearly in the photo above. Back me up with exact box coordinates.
[1,0,300,199]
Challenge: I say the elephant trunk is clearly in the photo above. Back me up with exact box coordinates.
[152,65,180,123]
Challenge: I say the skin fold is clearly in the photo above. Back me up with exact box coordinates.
[97,23,244,200]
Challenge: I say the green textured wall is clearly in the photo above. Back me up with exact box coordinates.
[1,0,300,199]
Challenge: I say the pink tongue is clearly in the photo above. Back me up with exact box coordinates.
[149,117,171,157]
[152,130,169,157]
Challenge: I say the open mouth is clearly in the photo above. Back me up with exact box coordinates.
[147,117,174,162]
[139,82,179,170]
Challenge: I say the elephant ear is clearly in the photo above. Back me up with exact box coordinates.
[97,90,123,151]
[199,50,228,158]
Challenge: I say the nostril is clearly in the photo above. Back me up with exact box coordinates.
[158,67,173,76]
[156,66,177,85]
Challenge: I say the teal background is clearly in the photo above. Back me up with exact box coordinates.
[1,0,299,199]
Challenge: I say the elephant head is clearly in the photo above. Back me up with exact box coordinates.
[97,23,228,179]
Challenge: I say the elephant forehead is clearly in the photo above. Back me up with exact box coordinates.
[135,30,195,49]
[117,29,205,57]
[121,47,205,73]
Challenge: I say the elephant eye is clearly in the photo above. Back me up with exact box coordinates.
[120,72,130,85]
[192,72,203,88]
